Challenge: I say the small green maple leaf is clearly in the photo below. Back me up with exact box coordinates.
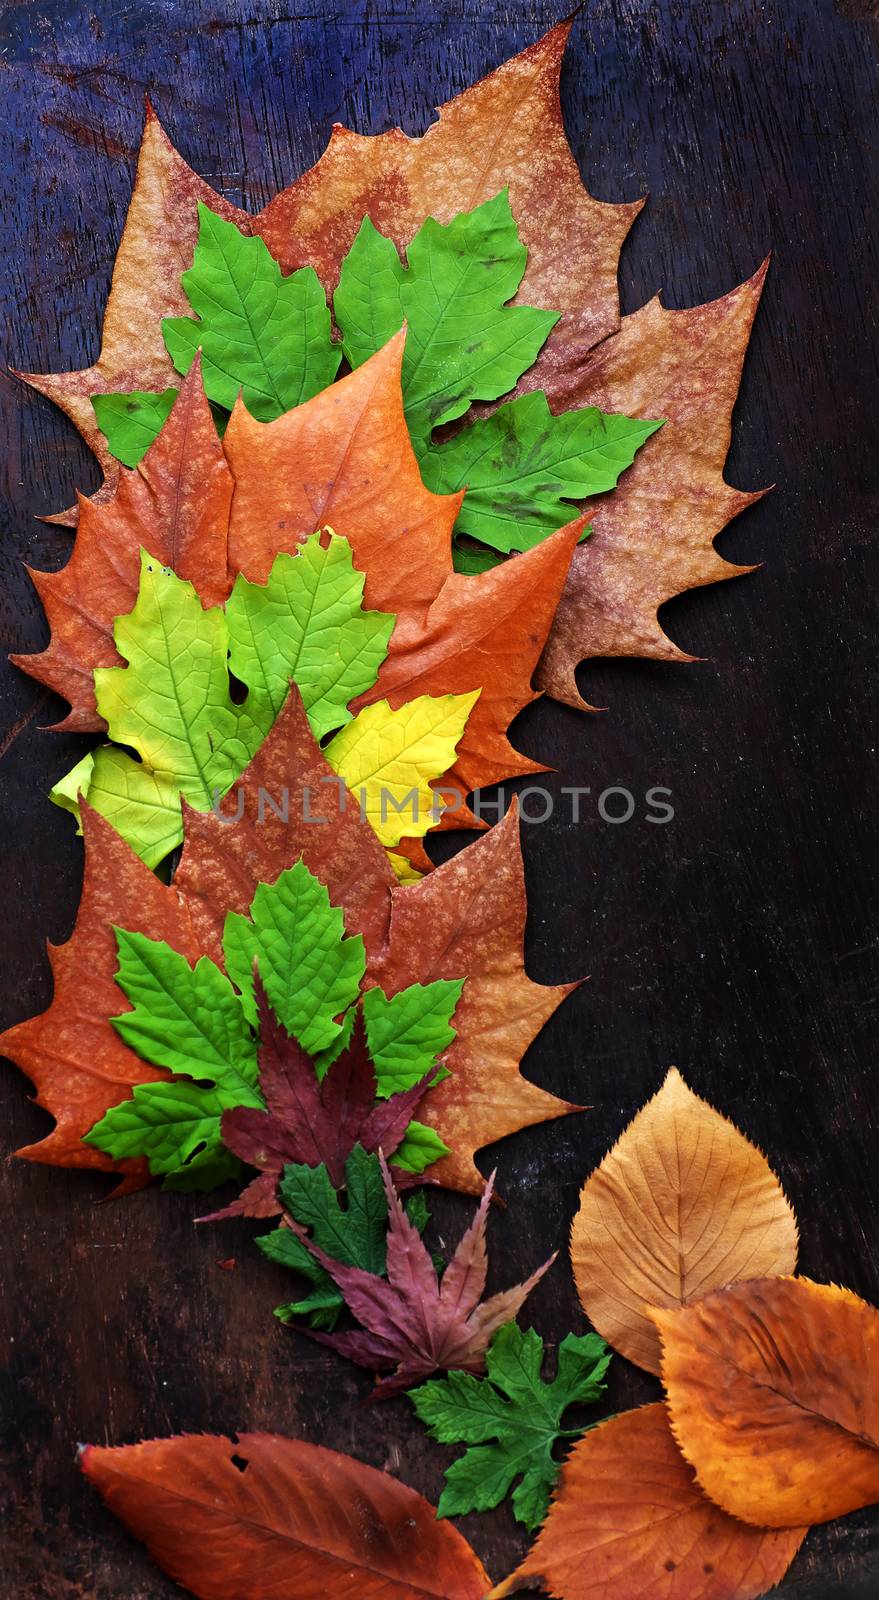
[409,1322,612,1530]
[162,203,341,419]
[334,191,559,452]
[362,979,464,1095]
[258,1146,430,1330]
[84,931,261,1183]
[420,390,663,560]
[222,861,366,1057]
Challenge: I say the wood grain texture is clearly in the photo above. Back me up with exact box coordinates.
[1,0,877,1594]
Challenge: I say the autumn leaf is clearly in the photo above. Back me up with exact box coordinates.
[259,1148,431,1331]
[21,22,760,699]
[291,1152,555,1398]
[335,192,558,452]
[2,691,577,1191]
[654,1276,879,1529]
[81,1431,491,1598]
[13,357,232,731]
[162,203,341,416]
[409,1322,611,1530]
[569,1068,798,1375]
[491,1404,806,1600]
[422,391,662,559]
[22,25,634,498]
[200,985,440,1219]
[535,267,768,707]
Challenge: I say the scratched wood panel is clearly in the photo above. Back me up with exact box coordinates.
[1,0,877,1593]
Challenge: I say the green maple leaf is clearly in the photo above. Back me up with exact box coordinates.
[334,191,559,452]
[225,534,393,740]
[409,1322,612,1531]
[362,979,464,1095]
[51,533,393,868]
[91,389,179,468]
[222,861,366,1056]
[84,931,261,1184]
[259,1147,430,1330]
[162,203,341,419]
[421,391,664,558]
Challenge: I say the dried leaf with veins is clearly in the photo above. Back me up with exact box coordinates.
[13,357,231,732]
[23,22,635,499]
[570,1067,798,1374]
[293,1152,555,1399]
[201,982,433,1220]
[536,268,768,707]
[81,1431,491,1599]
[654,1276,879,1528]
[1,691,577,1192]
[490,1404,806,1600]
[21,20,762,696]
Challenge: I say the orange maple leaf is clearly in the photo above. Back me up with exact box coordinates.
[0,691,578,1194]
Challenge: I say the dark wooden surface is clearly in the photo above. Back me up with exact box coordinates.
[2,1,878,1593]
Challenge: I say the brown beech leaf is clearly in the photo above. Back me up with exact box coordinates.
[569,1067,798,1375]
[13,357,232,731]
[536,267,768,707]
[1,691,576,1192]
[294,1152,555,1399]
[654,1277,879,1529]
[24,23,636,488]
[81,1431,491,1598]
[491,1404,806,1600]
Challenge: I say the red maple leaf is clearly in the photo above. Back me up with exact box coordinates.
[290,1152,555,1399]
[201,978,433,1221]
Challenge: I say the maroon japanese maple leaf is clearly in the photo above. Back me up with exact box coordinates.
[289,1152,556,1399]
[200,979,433,1222]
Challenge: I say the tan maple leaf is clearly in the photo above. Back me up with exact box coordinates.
[18,20,764,693]
[1,691,578,1193]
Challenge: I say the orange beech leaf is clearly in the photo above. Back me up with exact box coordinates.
[81,1431,491,1598]
[491,1404,806,1600]
[569,1067,798,1374]
[654,1276,879,1528]
[536,268,768,707]
[13,357,232,731]
[23,23,636,490]
[1,692,576,1191]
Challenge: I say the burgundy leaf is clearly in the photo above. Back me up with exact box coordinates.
[289,1153,555,1398]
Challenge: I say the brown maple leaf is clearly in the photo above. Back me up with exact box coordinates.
[292,1152,555,1399]
[20,21,762,695]
[81,1432,491,1598]
[23,22,635,504]
[1,691,578,1193]
[200,981,433,1221]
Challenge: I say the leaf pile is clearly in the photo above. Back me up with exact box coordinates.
[495,1072,879,1600]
